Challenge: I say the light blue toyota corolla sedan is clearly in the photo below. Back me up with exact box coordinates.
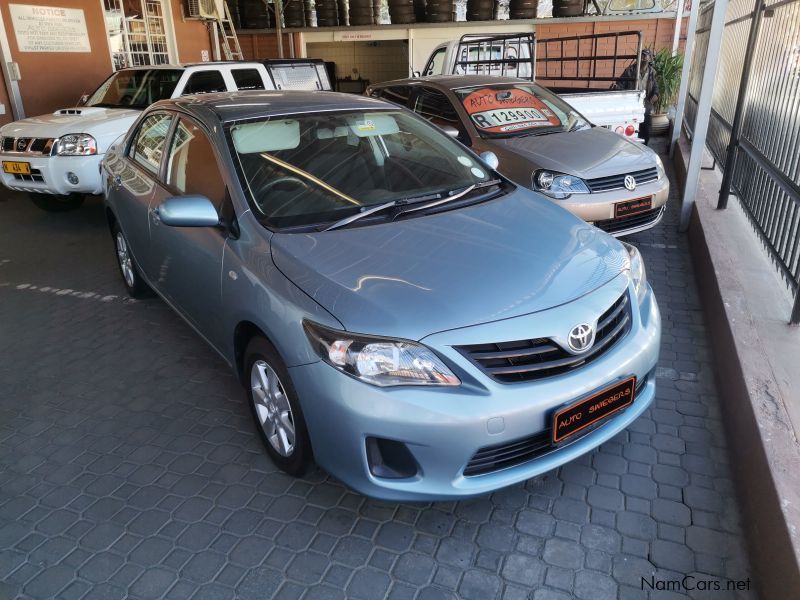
[101,91,660,501]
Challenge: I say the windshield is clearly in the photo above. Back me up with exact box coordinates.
[86,69,183,110]
[230,110,494,229]
[454,83,590,138]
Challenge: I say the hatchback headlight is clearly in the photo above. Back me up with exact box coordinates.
[623,242,647,303]
[56,134,97,156]
[304,321,460,387]
[654,154,665,179]
[533,170,590,199]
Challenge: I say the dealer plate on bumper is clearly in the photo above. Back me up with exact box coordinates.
[552,376,636,444]
[2,161,31,175]
[614,196,652,218]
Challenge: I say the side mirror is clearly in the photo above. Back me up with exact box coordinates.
[157,195,219,227]
[480,151,499,170]
[412,71,421,78]
[437,123,460,139]
[78,94,89,106]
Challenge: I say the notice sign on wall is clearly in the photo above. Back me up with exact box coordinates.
[9,4,91,53]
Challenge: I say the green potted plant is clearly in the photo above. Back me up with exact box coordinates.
[651,47,684,135]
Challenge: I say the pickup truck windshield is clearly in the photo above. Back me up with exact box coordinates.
[230,110,493,229]
[454,83,590,138]
[86,69,183,110]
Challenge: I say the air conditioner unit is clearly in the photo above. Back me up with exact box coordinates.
[185,0,222,19]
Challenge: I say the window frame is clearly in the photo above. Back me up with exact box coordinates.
[126,110,177,178]
[161,114,228,212]
[423,47,447,77]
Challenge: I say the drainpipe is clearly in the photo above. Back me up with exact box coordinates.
[274,0,284,58]
[716,0,766,210]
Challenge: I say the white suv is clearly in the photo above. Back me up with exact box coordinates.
[0,63,274,211]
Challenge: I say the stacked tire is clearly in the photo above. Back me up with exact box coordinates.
[239,0,272,28]
[349,0,373,25]
[552,0,583,16]
[283,0,306,27]
[337,0,349,24]
[509,0,536,18]
[413,0,426,21]
[466,0,494,21]
[388,0,416,23]
[426,0,454,22]
[304,0,315,26]
[316,0,340,25]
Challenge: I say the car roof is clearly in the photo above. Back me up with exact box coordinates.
[150,90,391,123]
[374,75,533,91]
[117,62,264,71]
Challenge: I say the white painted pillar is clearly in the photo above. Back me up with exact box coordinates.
[678,0,730,231]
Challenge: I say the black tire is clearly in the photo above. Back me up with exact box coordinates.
[244,337,312,476]
[112,222,151,298]
[552,5,583,16]
[29,192,84,212]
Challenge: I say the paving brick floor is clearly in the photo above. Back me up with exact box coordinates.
[0,142,757,599]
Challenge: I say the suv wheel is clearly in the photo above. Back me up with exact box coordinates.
[29,192,84,212]
[245,337,312,475]
[112,223,150,298]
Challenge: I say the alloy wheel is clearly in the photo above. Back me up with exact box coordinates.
[115,232,135,289]
[250,359,296,457]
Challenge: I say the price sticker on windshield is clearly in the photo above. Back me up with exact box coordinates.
[462,88,561,133]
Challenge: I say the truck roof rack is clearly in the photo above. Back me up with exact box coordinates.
[453,33,536,81]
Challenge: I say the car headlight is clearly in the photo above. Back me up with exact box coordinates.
[533,170,590,199]
[654,154,665,179]
[56,134,97,156]
[623,242,647,303]
[304,321,460,387]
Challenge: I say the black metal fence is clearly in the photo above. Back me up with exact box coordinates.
[683,0,800,323]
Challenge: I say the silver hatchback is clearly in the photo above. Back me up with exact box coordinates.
[102,91,661,500]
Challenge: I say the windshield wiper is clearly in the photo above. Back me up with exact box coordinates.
[322,199,407,232]
[396,179,502,216]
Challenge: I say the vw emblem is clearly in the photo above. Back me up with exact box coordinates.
[624,175,637,191]
[567,323,595,353]
[15,139,26,152]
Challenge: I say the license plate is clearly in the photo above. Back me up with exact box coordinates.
[614,196,652,218]
[552,376,636,444]
[2,161,31,175]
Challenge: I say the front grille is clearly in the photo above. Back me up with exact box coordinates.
[2,137,55,155]
[586,167,659,192]
[456,292,631,384]
[12,168,45,183]
[595,206,664,235]
[463,373,650,476]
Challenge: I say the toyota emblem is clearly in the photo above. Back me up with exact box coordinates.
[624,175,637,191]
[567,323,595,353]
[15,139,26,152]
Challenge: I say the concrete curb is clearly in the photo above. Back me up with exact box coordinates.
[673,137,800,600]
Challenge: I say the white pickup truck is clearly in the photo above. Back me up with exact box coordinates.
[421,32,646,142]
[0,62,276,211]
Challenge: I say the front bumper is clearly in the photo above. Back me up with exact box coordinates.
[290,275,661,501]
[555,174,669,237]
[0,153,103,195]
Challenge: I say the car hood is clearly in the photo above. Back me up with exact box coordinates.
[488,126,656,181]
[271,188,629,341]
[0,107,141,152]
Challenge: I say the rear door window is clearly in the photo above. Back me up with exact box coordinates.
[232,69,265,91]
[373,86,412,107]
[413,87,460,126]
[182,70,227,95]
[129,112,174,175]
